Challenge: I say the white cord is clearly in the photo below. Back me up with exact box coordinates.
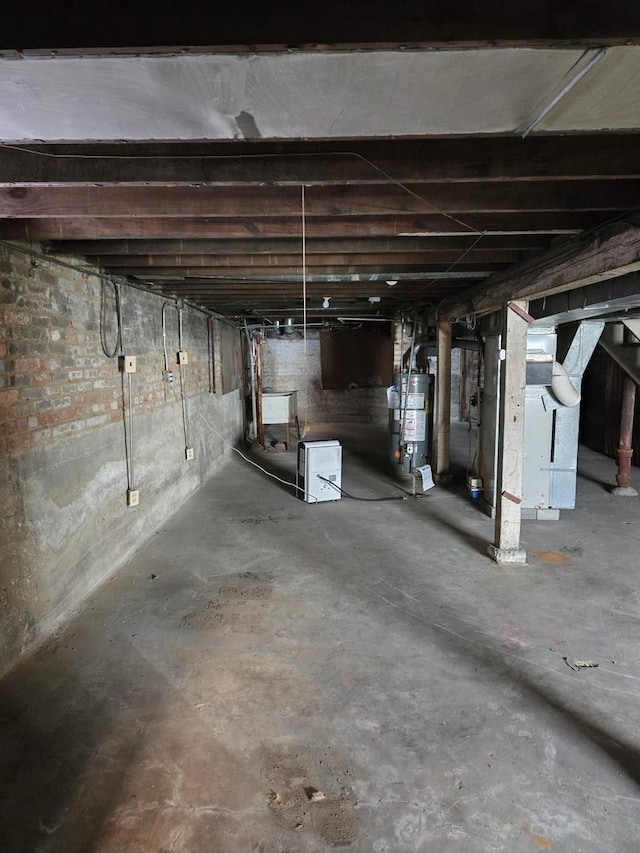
[195,411,318,502]
[301,183,309,434]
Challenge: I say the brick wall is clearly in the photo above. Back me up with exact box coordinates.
[0,243,242,674]
[261,331,387,424]
[0,248,223,452]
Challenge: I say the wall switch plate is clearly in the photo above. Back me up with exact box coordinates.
[120,355,137,373]
[177,351,189,365]
[185,447,195,460]
[127,489,140,506]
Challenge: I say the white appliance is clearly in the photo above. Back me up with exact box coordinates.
[296,440,342,503]
[262,390,298,425]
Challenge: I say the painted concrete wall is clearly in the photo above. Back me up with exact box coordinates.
[0,243,243,674]
[261,331,387,425]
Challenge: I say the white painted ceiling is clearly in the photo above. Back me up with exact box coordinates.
[2,46,640,142]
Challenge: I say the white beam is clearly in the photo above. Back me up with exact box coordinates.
[435,319,452,483]
[0,48,596,142]
[488,300,528,564]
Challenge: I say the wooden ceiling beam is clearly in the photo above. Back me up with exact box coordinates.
[445,224,640,317]
[1,181,636,218]
[144,288,478,305]
[95,250,527,268]
[47,235,552,255]
[145,290,475,306]
[0,213,595,240]
[4,137,640,186]
[116,264,502,277]
[147,281,477,292]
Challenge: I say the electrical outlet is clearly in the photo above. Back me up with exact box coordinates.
[127,489,139,507]
[163,369,174,383]
[177,350,189,365]
[185,447,195,460]
[119,355,137,373]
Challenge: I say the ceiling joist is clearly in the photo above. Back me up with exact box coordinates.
[1,182,637,218]
[3,137,640,186]
[2,28,640,321]
[1,213,594,241]
[446,225,640,318]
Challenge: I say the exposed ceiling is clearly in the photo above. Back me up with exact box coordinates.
[2,6,640,324]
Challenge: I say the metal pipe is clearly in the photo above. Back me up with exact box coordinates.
[208,315,215,393]
[128,370,135,489]
[244,319,258,442]
[244,322,328,332]
[519,48,606,138]
[256,333,265,447]
[616,376,637,491]
[182,370,190,446]
[176,303,191,447]
[336,317,390,323]
[161,301,171,371]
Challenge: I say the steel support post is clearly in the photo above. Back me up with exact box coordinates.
[613,375,637,496]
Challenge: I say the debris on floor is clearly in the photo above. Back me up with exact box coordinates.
[267,441,288,452]
[263,745,359,846]
[535,550,572,564]
[563,656,599,671]
[304,786,326,802]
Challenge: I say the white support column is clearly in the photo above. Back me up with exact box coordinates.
[488,300,529,564]
[435,319,452,484]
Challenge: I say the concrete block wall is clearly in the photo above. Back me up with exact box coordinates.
[261,331,387,425]
[0,243,243,674]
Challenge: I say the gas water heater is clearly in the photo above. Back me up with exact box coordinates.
[389,372,435,477]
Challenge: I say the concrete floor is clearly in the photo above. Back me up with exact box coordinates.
[2,422,640,852]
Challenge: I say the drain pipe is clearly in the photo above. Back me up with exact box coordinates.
[256,332,265,447]
[176,300,191,453]
[613,376,638,496]
[127,369,135,492]
[244,320,258,441]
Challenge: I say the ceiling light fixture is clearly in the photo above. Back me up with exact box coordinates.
[322,297,331,309]
[386,280,398,287]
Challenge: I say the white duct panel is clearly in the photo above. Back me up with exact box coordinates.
[548,321,604,509]
[297,440,342,504]
[0,48,585,142]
